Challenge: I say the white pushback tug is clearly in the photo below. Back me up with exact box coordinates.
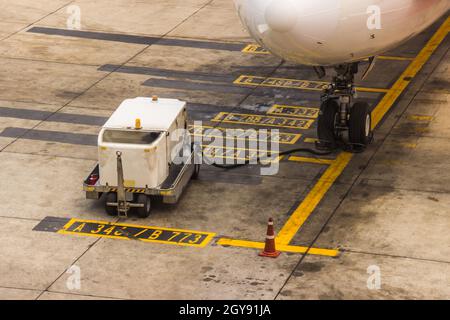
[83,96,200,218]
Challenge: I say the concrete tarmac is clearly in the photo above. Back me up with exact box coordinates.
[0,1,448,299]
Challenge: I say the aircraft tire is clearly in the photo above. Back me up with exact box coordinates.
[349,102,372,146]
[192,164,200,180]
[317,99,339,148]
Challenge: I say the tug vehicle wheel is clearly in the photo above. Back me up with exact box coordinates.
[105,192,117,216]
[135,194,152,218]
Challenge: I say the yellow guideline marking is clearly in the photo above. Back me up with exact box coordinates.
[189,124,302,145]
[400,142,418,149]
[201,144,278,162]
[58,218,216,248]
[276,16,450,246]
[289,156,334,165]
[304,137,319,144]
[377,55,414,61]
[212,112,315,130]
[217,238,339,257]
[241,44,271,54]
[372,16,450,129]
[202,144,279,153]
[243,44,415,61]
[408,115,434,122]
[277,152,352,244]
[202,144,330,165]
[267,104,319,119]
[234,74,389,94]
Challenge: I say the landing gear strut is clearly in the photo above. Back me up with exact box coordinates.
[317,63,373,152]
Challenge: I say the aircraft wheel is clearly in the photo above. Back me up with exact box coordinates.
[135,194,152,218]
[105,192,117,216]
[317,99,339,148]
[349,102,372,147]
[192,164,200,180]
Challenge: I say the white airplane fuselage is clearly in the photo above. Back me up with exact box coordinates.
[234,0,449,66]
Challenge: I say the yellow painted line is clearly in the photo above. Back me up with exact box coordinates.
[201,144,278,162]
[202,144,279,153]
[241,44,270,55]
[289,156,334,165]
[59,218,213,235]
[359,87,390,94]
[189,124,302,145]
[400,142,418,149]
[58,218,216,248]
[363,55,414,62]
[277,152,353,244]
[372,16,450,129]
[201,144,331,165]
[212,111,315,130]
[243,44,415,61]
[304,137,319,144]
[202,144,330,165]
[234,75,327,91]
[378,55,414,61]
[408,115,434,122]
[276,17,450,246]
[412,127,430,134]
[217,238,339,257]
[267,104,319,119]
[234,74,389,94]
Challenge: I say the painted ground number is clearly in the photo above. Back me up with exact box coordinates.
[189,125,301,144]
[212,112,315,130]
[267,105,319,119]
[59,219,215,247]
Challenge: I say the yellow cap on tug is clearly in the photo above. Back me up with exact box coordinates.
[135,118,142,129]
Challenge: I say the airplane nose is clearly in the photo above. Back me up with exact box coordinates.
[265,0,298,33]
[233,0,349,65]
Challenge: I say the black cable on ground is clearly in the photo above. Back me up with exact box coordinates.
[209,146,335,169]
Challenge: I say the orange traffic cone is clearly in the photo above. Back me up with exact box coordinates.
[259,218,280,258]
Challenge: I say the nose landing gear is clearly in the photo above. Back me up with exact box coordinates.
[317,63,373,152]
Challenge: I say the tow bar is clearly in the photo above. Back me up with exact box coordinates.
[106,151,144,217]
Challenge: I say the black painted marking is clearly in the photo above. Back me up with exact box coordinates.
[141,77,357,101]
[143,78,250,94]
[199,169,262,185]
[60,219,213,247]
[47,113,107,126]
[98,64,378,101]
[143,77,382,103]
[186,104,235,122]
[0,106,108,125]
[28,27,157,44]
[0,105,226,125]
[0,103,295,126]
[142,77,320,99]
[32,216,71,232]
[99,64,236,83]
[33,216,214,247]
[28,27,245,52]
[212,112,315,129]
[0,107,52,121]
[0,127,97,146]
